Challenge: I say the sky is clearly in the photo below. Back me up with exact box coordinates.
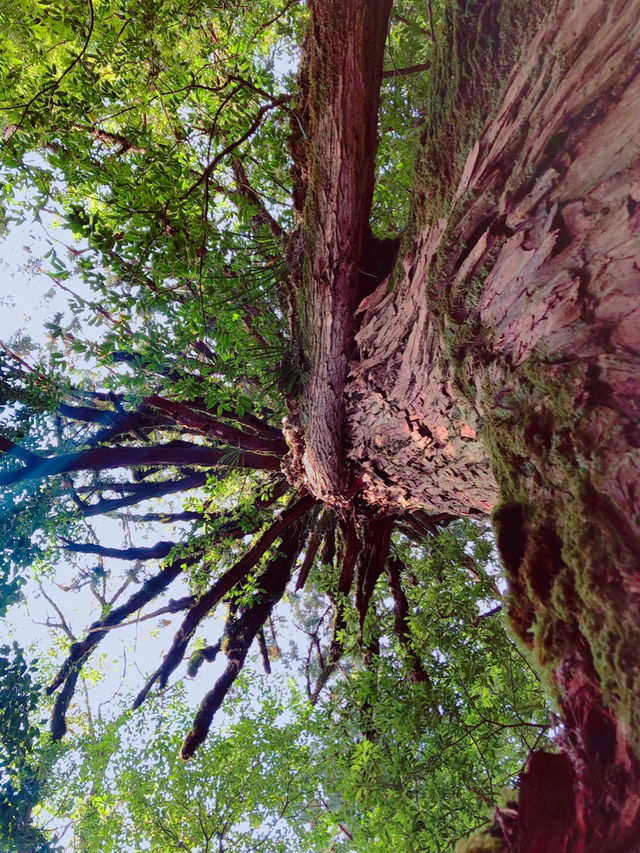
[0,207,246,848]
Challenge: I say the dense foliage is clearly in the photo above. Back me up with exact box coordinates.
[0,0,553,850]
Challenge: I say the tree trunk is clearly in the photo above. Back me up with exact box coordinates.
[287,0,393,509]
[295,0,640,848]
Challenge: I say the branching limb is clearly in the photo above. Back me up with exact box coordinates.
[61,540,177,561]
[0,436,43,467]
[181,517,306,759]
[385,556,432,685]
[181,94,292,202]
[48,549,203,739]
[231,158,285,241]
[382,62,431,78]
[133,494,315,709]
[76,473,210,517]
[310,519,358,703]
[145,395,287,455]
[355,517,393,637]
[0,439,281,488]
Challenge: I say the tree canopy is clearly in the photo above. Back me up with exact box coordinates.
[0,0,639,850]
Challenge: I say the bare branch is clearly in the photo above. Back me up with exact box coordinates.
[61,540,177,561]
[382,62,431,79]
[257,628,271,674]
[77,473,210,517]
[181,517,305,759]
[0,439,281,488]
[181,94,291,202]
[310,519,358,704]
[133,494,316,709]
[48,547,203,739]
[231,158,284,241]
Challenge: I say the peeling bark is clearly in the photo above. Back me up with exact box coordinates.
[351,0,640,848]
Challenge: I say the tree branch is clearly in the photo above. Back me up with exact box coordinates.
[355,517,393,637]
[48,547,203,739]
[61,539,177,561]
[181,517,305,759]
[310,519,358,703]
[382,62,431,79]
[145,395,287,455]
[0,439,281,487]
[385,556,432,685]
[133,494,316,709]
[76,473,210,517]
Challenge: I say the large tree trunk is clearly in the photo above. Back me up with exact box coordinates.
[346,0,640,849]
[288,0,640,848]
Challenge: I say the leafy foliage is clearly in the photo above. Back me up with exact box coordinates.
[0,643,58,852]
[35,526,549,852]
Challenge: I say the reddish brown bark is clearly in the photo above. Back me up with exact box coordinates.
[144,394,287,455]
[386,556,432,685]
[343,0,640,849]
[132,494,315,710]
[15,0,640,833]
[180,517,304,759]
[287,0,393,509]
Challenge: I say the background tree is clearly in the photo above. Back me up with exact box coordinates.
[0,0,638,850]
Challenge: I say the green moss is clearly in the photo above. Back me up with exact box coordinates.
[412,0,548,226]
[478,354,640,754]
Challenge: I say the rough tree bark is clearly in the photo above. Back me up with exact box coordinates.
[286,0,640,850]
[285,0,393,508]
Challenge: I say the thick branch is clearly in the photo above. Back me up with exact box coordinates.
[181,518,305,759]
[385,556,431,685]
[355,517,393,636]
[310,519,358,703]
[61,540,177,561]
[63,481,290,557]
[48,549,202,739]
[382,62,431,79]
[0,436,41,466]
[76,473,210,517]
[0,440,280,487]
[145,395,287,455]
[295,517,326,592]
